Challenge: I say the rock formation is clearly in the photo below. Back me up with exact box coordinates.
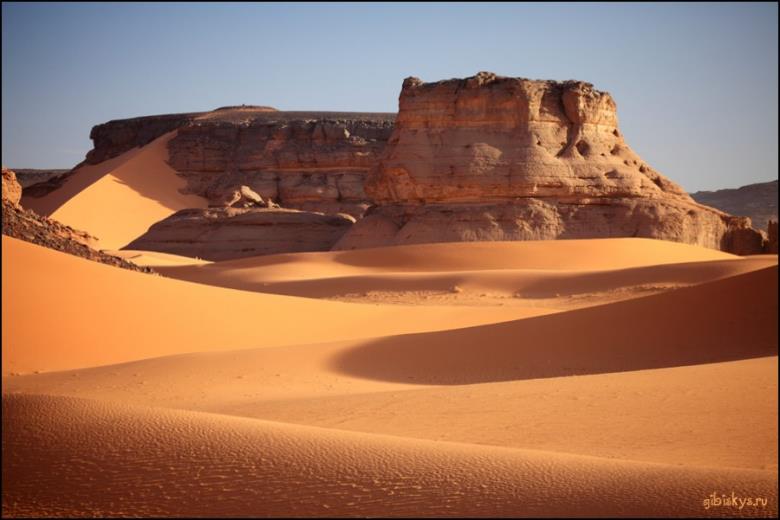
[2,168,22,205]
[54,107,395,219]
[18,107,394,261]
[166,110,395,218]
[11,169,70,189]
[767,220,778,254]
[2,168,152,272]
[335,72,765,254]
[125,207,354,261]
[691,180,777,232]
[26,80,770,260]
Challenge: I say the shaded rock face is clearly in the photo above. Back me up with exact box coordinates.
[336,72,765,254]
[767,221,778,254]
[125,207,355,261]
[11,169,70,189]
[690,180,778,232]
[2,169,151,273]
[86,112,205,165]
[166,111,395,218]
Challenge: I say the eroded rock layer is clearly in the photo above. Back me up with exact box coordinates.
[125,207,355,261]
[336,72,765,253]
[167,111,395,218]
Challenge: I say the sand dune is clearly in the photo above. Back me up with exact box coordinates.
[330,265,778,384]
[5,257,776,471]
[1,236,553,374]
[107,249,213,267]
[7,347,775,471]
[20,132,206,249]
[3,394,776,518]
[3,232,777,517]
[158,254,776,307]
[157,238,740,284]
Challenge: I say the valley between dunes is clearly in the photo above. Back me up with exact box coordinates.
[3,132,778,517]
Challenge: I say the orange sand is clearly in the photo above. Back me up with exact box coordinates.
[1,236,555,374]
[2,229,777,516]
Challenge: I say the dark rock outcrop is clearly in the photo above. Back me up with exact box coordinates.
[86,112,206,165]
[11,169,70,189]
[125,207,355,261]
[767,220,778,254]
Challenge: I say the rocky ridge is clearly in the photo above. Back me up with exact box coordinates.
[690,180,777,233]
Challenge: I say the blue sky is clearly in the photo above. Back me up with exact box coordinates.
[2,2,777,191]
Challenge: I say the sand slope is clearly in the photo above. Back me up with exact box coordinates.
[7,348,776,472]
[20,132,206,249]
[5,253,776,470]
[327,264,778,384]
[3,394,776,518]
[1,236,553,374]
[157,237,741,284]
[158,255,776,306]
[3,234,777,517]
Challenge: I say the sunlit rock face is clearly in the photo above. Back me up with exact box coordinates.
[166,110,395,219]
[335,72,764,253]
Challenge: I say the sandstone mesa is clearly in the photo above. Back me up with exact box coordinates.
[19,72,774,259]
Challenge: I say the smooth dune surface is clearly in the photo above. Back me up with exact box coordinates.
[19,132,206,249]
[158,253,776,306]
[3,233,777,517]
[1,236,553,374]
[157,237,741,284]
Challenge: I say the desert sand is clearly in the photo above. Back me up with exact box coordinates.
[3,232,777,517]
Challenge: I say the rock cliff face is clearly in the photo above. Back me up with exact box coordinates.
[20,108,395,261]
[690,180,777,232]
[767,221,778,254]
[335,72,765,254]
[86,111,206,165]
[166,110,395,218]
[125,207,354,261]
[11,169,70,189]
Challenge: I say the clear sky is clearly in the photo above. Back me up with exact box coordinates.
[2,2,777,191]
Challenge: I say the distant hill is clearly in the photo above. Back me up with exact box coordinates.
[691,180,778,232]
